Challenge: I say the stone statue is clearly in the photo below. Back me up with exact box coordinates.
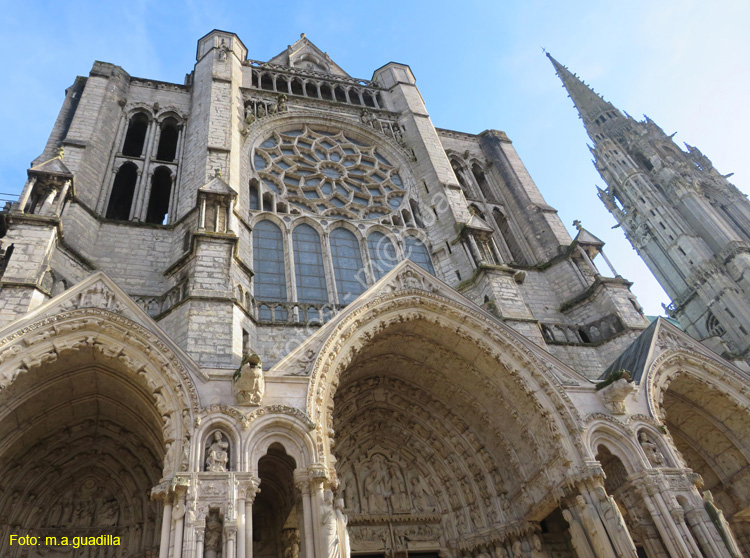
[511,539,523,558]
[639,432,665,467]
[410,475,437,512]
[703,491,742,558]
[277,94,288,112]
[362,457,389,514]
[577,495,616,558]
[204,510,222,558]
[233,352,264,405]
[335,497,351,558]
[387,463,409,512]
[594,486,637,558]
[322,490,341,558]
[205,431,229,472]
[530,535,547,558]
[562,508,596,558]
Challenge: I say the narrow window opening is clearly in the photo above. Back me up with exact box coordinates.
[659,222,666,230]
[122,113,149,157]
[334,86,347,103]
[445,241,452,254]
[579,329,591,343]
[678,247,686,256]
[260,73,274,91]
[262,192,274,213]
[493,209,528,266]
[472,163,496,202]
[291,79,304,96]
[156,118,179,161]
[145,166,172,225]
[304,82,316,97]
[725,307,736,319]
[249,179,260,211]
[455,270,461,281]
[320,83,333,100]
[363,93,375,108]
[106,162,138,220]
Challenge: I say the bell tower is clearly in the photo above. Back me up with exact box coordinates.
[549,53,750,360]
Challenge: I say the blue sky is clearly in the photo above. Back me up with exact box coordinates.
[2,1,748,315]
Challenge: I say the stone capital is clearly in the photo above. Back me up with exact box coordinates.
[236,476,261,502]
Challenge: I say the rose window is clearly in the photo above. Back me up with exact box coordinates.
[253,127,407,219]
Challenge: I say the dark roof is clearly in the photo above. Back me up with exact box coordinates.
[599,319,660,382]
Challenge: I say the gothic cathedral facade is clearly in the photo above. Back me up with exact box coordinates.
[0,30,748,558]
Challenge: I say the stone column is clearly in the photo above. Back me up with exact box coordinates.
[573,494,617,558]
[196,527,205,558]
[295,468,317,558]
[238,476,261,558]
[684,507,723,558]
[590,484,638,558]
[157,493,174,558]
[226,525,237,558]
[172,486,187,558]
[309,466,328,558]
[636,483,691,558]
[199,196,207,230]
[15,176,37,212]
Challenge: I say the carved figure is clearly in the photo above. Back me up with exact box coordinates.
[322,490,341,558]
[703,491,742,558]
[594,486,637,558]
[204,510,222,558]
[234,352,264,405]
[530,535,547,558]
[410,475,437,512]
[562,509,595,558]
[576,495,616,558]
[335,497,351,558]
[639,432,665,467]
[277,94,288,112]
[387,463,409,512]
[511,540,523,558]
[362,457,389,514]
[205,431,229,472]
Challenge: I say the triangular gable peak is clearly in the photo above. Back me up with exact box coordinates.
[0,271,202,379]
[601,317,746,384]
[267,34,350,77]
[268,259,588,386]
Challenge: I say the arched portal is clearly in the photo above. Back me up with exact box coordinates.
[312,282,583,556]
[648,351,750,555]
[254,444,300,558]
[658,362,750,552]
[0,306,197,557]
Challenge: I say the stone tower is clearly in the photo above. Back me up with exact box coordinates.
[549,53,750,361]
[1,31,750,558]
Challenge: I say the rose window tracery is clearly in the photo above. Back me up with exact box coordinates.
[253,127,407,219]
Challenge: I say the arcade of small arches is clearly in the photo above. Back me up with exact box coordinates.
[99,109,185,225]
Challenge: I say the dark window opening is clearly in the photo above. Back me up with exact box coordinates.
[156,118,179,161]
[349,90,362,105]
[579,328,591,343]
[145,166,172,225]
[251,71,260,88]
[106,162,138,220]
[305,82,317,97]
[334,86,348,103]
[493,209,528,265]
[363,93,375,108]
[472,163,496,202]
[291,79,304,96]
[276,76,288,93]
[260,73,274,91]
[122,113,149,157]
[249,179,260,211]
[320,83,334,101]
[262,192,274,212]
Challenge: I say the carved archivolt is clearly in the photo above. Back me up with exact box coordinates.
[307,287,584,463]
[0,308,199,479]
[645,346,750,420]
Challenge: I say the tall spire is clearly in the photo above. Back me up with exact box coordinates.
[547,53,620,131]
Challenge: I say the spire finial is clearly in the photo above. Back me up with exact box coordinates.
[573,219,583,231]
[54,146,64,159]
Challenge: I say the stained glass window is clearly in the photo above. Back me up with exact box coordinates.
[330,228,366,304]
[404,236,435,274]
[367,232,397,281]
[293,224,328,303]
